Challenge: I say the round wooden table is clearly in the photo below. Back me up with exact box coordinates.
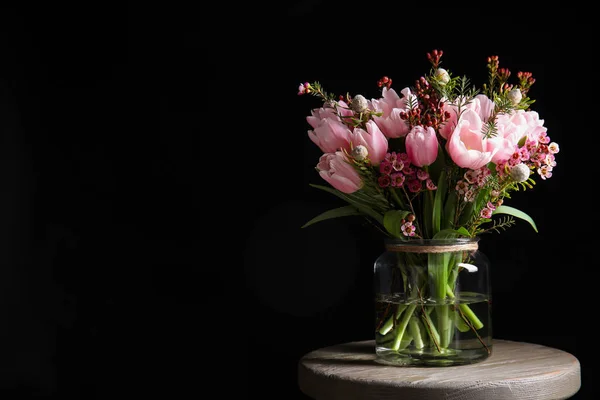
[298,339,581,400]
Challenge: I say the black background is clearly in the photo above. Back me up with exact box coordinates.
[1,2,596,399]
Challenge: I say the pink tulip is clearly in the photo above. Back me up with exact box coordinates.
[447,109,496,169]
[351,120,388,165]
[306,106,340,129]
[470,94,495,122]
[440,94,495,141]
[371,87,413,138]
[308,118,353,154]
[439,102,458,140]
[486,112,527,163]
[405,125,439,167]
[317,152,362,193]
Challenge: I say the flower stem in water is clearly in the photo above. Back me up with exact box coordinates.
[392,304,416,351]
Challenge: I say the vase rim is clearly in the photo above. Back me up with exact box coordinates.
[383,237,480,246]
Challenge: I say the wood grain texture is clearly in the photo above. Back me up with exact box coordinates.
[298,339,580,400]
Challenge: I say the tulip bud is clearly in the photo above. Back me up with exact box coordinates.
[507,88,522,105]
[351,145,369,161]
[350,94,369,113]
[510,163,530,182]
[434,68,450,85]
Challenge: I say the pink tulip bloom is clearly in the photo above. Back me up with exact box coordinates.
[440,102,458,140]
[487,112,527,163]
[306,106,340,129]
[317,152,362,193]
[351,120,389,165]
[470,94,495,122]
[371,87,413,138]
[440,94,494,141]
[405,125,438,167]
[336,100,355,119]
[447,109,496,169]
[308,118,353,154]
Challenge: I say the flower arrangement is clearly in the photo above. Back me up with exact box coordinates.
[297,50,559,364]
[298,49,558,240]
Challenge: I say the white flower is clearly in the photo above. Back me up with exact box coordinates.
[507,88,522,105]
[435,68,450,85]
[351,145,368,161]
[350,95,369,113]
[510,163,530,182]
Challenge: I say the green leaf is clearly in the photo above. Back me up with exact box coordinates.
[442,191,458,230]
[433,227,471,239]
[458,201,474,226]
[432,169,447,236]
[492,205,538,233]
[383,210,411,238]
[423,191,433,239]
[428,143,447,184]
[309,184,384,225]
[301,206,361,228]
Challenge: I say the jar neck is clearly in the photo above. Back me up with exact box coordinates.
[384,238,479,253]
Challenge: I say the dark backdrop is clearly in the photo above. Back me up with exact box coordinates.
[1,2,596,399]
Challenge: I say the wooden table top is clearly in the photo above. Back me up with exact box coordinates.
[298,339,581,400]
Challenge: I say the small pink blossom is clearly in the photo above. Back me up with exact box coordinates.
[486,201,496,211]
[391,172,405,187]
[417,169,429,181]
[491,190,501,198]
[398,153,411,164]
[537,131,550,144]
[401,221,417,237]
[509,151,522,166]
[537,165,553,180]
[378,175,391,188]
[480,207,493,219]
[496,161,509,178]
[406,125,439,167]
[402,165,415,176]
[408,179,422,193]
[298,82,311,95]
[392,159,404,171]
[464,188,476,202]
[519,147,530,161]
[548,142,560,154]
[476,167,491,187]
[464,169,478,184]
[384,152,397,163]
[317,152,362,193]
[545,153,557,167]
[426,179,437,190]
[380,161,393,175]
[455,180,469,195]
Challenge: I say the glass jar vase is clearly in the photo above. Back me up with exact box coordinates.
[373,237,491,366]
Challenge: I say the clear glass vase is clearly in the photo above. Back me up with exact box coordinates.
[373,237,492,366]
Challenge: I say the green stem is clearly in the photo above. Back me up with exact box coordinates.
[437,305,451,348]
[378,304,407,335]
[446,284,483,330]
[421,306,441,352]
[392,304,416,351]
[390,188,405,209]
[409,317,425,349]
[454,309,470,332]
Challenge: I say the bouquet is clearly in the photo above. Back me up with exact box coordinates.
[297,50,559,363]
